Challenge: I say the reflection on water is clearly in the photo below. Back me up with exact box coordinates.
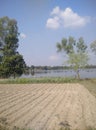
[21,68,96,79]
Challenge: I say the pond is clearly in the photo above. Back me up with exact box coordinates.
[21,68,96,79]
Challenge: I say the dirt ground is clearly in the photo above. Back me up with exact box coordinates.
[0,83,96,130]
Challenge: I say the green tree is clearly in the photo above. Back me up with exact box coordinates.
[56,36,89,79]
[0,55,26,78]
[90,40,96,55]
[0,16,26,78]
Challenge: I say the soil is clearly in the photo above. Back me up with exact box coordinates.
[0,83,96,130]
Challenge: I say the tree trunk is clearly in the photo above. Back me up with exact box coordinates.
[76,70,80,79]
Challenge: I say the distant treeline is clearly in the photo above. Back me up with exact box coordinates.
[24,65,96,75]
[28,65,96,70]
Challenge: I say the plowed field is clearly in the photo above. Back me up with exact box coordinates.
[0,84,96,130]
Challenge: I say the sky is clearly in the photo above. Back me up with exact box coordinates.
[0,0,96,66]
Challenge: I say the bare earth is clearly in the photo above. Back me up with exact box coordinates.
[0,83,96,130]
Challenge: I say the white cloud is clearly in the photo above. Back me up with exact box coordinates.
[46,6,90,29]
[61,7,87,28]
[51,6,60,15]
[20,33,27,39]
[49,55,59,61]
[46,16,60,29]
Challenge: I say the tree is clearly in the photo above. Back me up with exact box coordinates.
[56,36,89,79]
[31,65,35,75]
[0,16,26,78]
[90,40,96,55]
[0,55,26,78]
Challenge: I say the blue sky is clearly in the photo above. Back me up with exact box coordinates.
[0,0,96,66]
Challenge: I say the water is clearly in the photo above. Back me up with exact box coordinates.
[21,68,96,79]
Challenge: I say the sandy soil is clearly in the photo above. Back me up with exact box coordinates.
[0,83,96,130]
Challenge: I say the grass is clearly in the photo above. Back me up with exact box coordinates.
[79,78,96,97]
[0,124,96,130]
[0,77,78,84]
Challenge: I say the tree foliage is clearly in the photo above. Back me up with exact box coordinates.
[90,40,96,55]
[0,16,26,78]
[56,36,89,79]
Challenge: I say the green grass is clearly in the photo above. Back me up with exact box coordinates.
[0,77,78,84]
